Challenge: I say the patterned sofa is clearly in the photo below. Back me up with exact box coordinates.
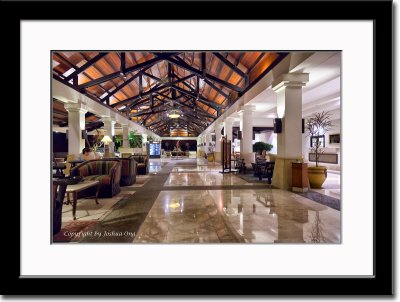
[132,155,149,175]
[119,156,137,186]
[70,159,121,198]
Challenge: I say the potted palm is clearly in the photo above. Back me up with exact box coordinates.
[305,111,333,188]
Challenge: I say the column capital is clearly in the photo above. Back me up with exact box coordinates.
[64,102,88,114]
[224,116,235,123]
[101,116,116,124]
[272,73,309,92]
[238,105,256,115]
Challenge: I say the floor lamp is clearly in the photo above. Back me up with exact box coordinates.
[101,135,112,158]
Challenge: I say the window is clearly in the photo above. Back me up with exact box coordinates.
[310,135,325,148]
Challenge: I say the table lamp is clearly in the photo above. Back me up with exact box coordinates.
[101,135,112,157]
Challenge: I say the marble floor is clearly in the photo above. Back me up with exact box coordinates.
[133,158,341,243]
[311,171,341,199]
[58,158,340,243]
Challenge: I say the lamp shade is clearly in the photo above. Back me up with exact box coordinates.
[101,135,112,145]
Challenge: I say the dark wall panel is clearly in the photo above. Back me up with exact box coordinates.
[53,132,68,152]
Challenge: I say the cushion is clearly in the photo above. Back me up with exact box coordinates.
[84,175,111,185]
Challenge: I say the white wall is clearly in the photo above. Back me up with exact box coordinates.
[302,117,341,170]
[254,131,277,154]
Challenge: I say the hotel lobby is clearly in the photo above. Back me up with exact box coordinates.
[52,51,341,243]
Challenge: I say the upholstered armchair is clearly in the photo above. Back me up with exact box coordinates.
[70,159,121,198]
[132,155,149,175]
[119,156,137,186]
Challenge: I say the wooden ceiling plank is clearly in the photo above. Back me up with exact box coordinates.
[116,84,169,108]
[203,78,230,99]
[172,85,225,110]
[54,52,122,103]
[64,52,108,82]
[100,73,140,101]
[212,52,248,79]
[79,54,172,89]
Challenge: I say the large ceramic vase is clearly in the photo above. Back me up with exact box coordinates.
[307,166,327,188]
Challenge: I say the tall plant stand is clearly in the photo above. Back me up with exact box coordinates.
[219,137,233,174]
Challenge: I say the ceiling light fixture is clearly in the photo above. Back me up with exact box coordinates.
[199,78,205,88]
[168,110,180,119]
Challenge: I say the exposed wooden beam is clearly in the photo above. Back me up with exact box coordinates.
[120,52,126,74]
[100,72,140,100]
[167,56,243,92]
[139,72,143,95]
[150,94,154,108]
[147,117,165,127]
[64,52,108,82]
[201,52,206,76]
[212,52,247,78]
[112,84,169,107]
[142,114,151,125]
[129,102,167,117]
[143,72,162,83]
[79,54,172,89]
[193,109,216,119]
[154,91,194,110]
[203,78,230,99]
[73,74,78,89]
[143,71,195,88]
[53,53,123,103]
[129,109,168,117]
[172,85,225,109]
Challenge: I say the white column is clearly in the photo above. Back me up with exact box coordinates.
[142,134,148,154]
[223,117,234,143]
[122,124,129,148]
[238,105,256,168]
[272,73,309,190]
[64,103,87,155]
[102,116,116,155]
[201,135,205,156]
[205,133,212,154]
[215,123,223,162]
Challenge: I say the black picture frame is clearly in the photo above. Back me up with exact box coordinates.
[310,135,325,148]
[329,133,341,144]
[8,0,393,297]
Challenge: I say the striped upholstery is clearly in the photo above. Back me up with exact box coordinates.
[70,159,121,198]
[119,156,137,186]
[132,155,149,175]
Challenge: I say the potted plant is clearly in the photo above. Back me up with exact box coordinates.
[91,129,104,153]
[252,142,273,155]
[305,111,333,188]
